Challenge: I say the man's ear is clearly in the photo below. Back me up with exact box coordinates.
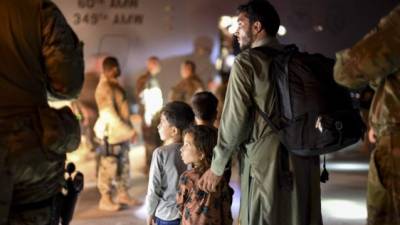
[253,21,263,34]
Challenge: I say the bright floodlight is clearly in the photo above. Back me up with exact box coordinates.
[219,16,233,29]
[228,19,239,34]
[215,58,223,71]
[313,25,324,32]
[278,25,287,36]
[225,54,236,68]
[142,87,163,126]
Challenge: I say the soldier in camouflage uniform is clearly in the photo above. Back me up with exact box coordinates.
[94,57,140,211]
[334,4,400,225]
[0,1,84,224]
[168,60,205,104]
[135,56,163,174]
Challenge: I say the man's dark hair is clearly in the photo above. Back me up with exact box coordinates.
[191,91,218,122]
[103,56,119,72]
[148,56,159,62]
[183,60,196,73]
[237,0,280,37]
[183,125,217,167]
[161,101,195,133]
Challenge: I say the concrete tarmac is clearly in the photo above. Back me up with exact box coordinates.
[69,141,370,225]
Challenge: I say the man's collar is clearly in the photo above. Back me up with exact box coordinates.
[251,37,279,49]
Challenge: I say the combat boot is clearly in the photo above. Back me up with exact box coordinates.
[116,191,141,206]
[98,195,121,211]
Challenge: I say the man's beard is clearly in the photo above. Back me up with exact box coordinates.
[239,28,253,50]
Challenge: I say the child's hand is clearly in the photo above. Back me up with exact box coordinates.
[146,216,155,225]
[198,168,222,192]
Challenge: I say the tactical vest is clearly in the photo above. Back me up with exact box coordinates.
[0,0,47,114]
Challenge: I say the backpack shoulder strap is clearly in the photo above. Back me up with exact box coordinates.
[250,44,299,132]
[248,46,281,133]
[255,104,280,133]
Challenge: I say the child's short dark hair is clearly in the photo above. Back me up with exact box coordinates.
[161,101,195,133]
[183,125,217,166]
[191,91,218,122]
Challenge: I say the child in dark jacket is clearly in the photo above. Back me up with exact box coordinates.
[177,125,233,225]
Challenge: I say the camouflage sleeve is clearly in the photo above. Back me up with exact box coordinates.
[334,4,400,89]
[41,0,84,99]
[168,86,182,102]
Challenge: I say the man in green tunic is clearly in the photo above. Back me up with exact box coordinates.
[334,5,400,225]
[199,1,323,225]
[0,1,84,224]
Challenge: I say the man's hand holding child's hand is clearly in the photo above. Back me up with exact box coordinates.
[198,168,222,192]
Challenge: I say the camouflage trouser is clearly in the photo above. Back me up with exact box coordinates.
[97,142,131,196]
[0,116,65,225]
[367,132,400,225]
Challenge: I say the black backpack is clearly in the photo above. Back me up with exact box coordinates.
[253,45,365,157]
